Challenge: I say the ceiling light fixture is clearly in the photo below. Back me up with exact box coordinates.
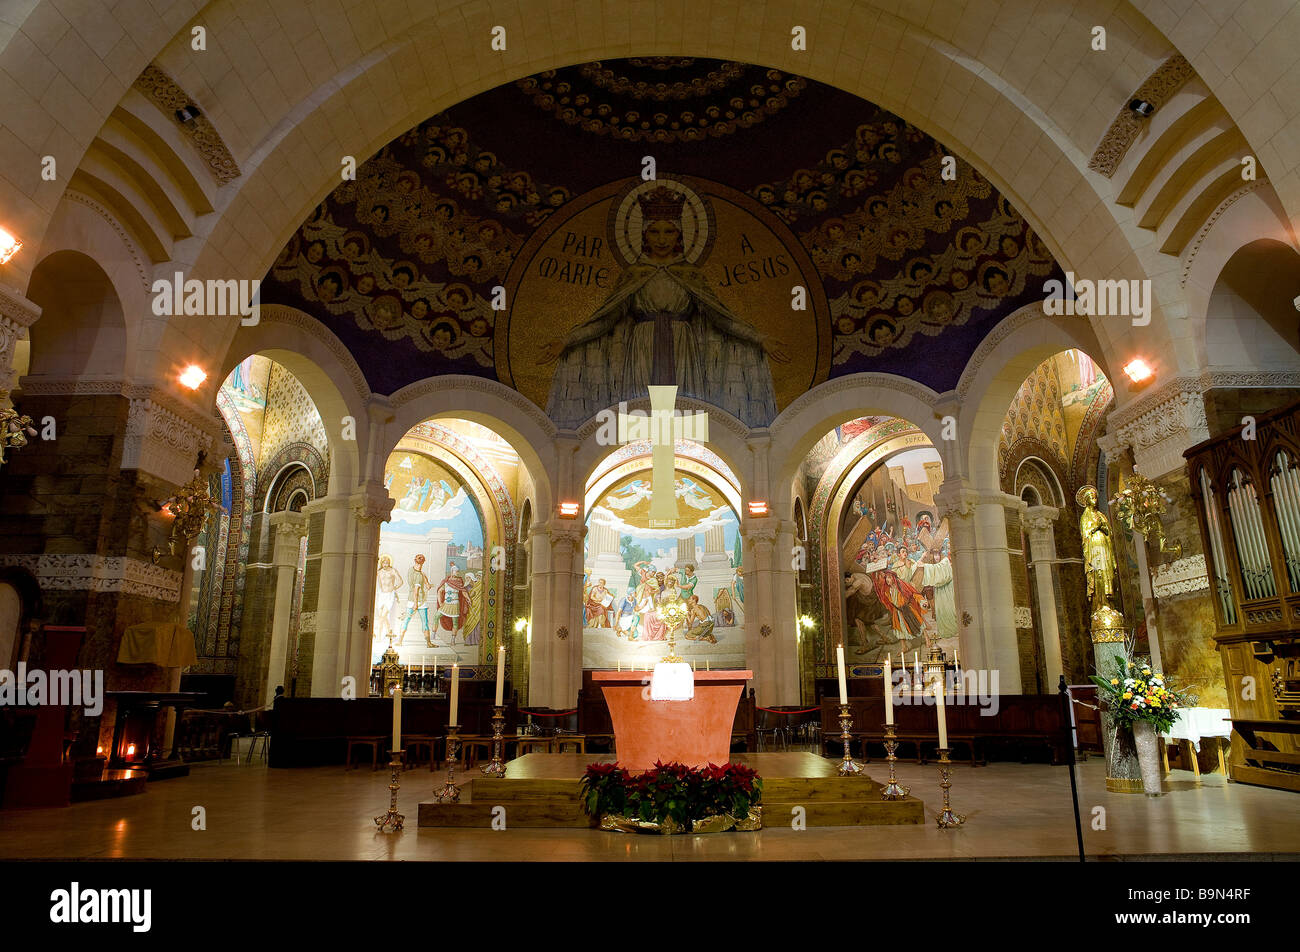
[1123,358,1155,388]
[1128,99,1155,118]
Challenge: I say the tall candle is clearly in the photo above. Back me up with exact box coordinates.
[934,680,947,749]
[884,656,894,725]
[494,645,505,707]
[392,685,402,750]
[836,643,848,704]
[954,646,960,671]
[449,664,460,726]
[914,651,921,689]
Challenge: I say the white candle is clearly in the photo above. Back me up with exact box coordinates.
[392,685,402,750]
[706,660,710,672]
[884,656,894,725]
[934,680,947,749]
[954,646,960,671]
[449,664,459,726]
[836,643,848,705]
[495,645,505,707]
[914,651,921,689]
[617,659,621,672]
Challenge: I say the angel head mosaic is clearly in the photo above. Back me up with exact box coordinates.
[263,58,1062,427]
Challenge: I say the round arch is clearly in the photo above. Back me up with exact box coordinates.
[218,304,369,495]
[23,250,128,381]
[956,303,1111,492]
[387,375,556,522]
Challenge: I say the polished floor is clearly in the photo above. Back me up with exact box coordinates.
[2,755,1297,861]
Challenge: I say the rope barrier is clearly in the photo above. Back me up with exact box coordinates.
[755,705,820,714]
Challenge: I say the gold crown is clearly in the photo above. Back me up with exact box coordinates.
[637,185,687,222]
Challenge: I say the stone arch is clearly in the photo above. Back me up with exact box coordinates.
[1202,238,1300,374]
[219,305,368,496]
[957,303,1110,492]
[769,374,944,518]
[23,250,128,381]
[387,375,556,520]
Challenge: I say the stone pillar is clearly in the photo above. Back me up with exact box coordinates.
[744,521,777,704]
[265,511,307,704]
[346,483,393,694]
[974,492,1025,692]
[1023,505,1064,687]
[303,494,352,697]
[529,522,584,708]
[934,480,984,671]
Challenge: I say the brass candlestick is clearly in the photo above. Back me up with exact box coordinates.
[836,703,866,777]
[880,723,909,799]
[374,750,404,832]
[434,727,463,803]
[480,706,507,777]
[935,748,965,828]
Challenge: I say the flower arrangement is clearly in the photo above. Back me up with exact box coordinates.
[1091,654,1192,734]
[579,761,762,834]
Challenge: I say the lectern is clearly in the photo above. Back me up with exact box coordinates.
[592,670,753,771]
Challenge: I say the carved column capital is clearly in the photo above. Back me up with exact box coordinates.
[1106,377,1211,478]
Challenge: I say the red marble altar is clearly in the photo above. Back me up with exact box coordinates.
[592,670,753,771]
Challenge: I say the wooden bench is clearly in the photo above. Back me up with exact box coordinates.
[345,735,386,770]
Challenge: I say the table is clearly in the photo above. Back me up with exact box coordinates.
[592,670,752,771]
[1161,707,1232,778]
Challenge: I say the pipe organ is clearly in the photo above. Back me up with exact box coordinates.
[1187,401,1300,792]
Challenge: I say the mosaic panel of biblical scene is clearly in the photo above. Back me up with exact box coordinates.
[839,448,958,664]
[373,453,486,668]
[582,470,744,669]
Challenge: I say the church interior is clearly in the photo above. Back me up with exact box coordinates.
[2,0,1300,891]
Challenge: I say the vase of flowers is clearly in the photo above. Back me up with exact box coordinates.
[1092,654,1190,796]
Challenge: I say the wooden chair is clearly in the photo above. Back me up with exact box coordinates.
[515,737,553,755]
[554,734,586,754]
[403,734,437,771]
[460,735,493,767]
[345,735,385,770]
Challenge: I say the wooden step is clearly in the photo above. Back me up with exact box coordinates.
[418,800,593,829]
[763,798,927,827]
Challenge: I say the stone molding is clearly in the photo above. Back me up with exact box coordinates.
[349,484,395,525]
[269,511,309,544]
[954,302,1056,402]
[257,305,372,403]
[1107,377,1211,478]
[934,482,1024,520]
[1151,554,1210,599]
[1088,54,1194,176]
[63,190,152,289]
[390,372,552,437]
[1013,605,1033,628]
[0,553,182,601]
[123,396,217,485]
[770,372,938,439]
[133,64,241,184]
[1023,504,1059,537]
[298,611,316,634]
[1180,180,1264,288]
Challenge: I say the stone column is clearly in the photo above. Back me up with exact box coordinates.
[744,521,777,704]
[1023,505,1064,687]
[345,483,393,694]
[265,511,307,704]
[934,480,984,670]
[974,491,1025,692]
[529,522,584,708]
[302,494,352,698]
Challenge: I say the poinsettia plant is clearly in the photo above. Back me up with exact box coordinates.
[579,761,763,825]
[1091,653,1193,734]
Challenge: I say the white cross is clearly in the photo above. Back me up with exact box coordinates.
[617,386,709,528]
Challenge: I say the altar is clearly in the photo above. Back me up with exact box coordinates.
[592,670,753,771]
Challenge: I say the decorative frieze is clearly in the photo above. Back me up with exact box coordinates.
[0,554,182,601]
[1150,554,1210,599]
[1107,379,1210,479]
[133,65,241,184]
[1088,54,1194,176]
[122,397,216,485]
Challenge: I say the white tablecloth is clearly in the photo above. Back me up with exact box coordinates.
[1161,707,1232,751]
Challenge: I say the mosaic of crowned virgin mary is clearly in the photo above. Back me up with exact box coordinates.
[541,183,789,427]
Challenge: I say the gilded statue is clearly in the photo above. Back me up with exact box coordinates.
[1077,485,1119,618]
